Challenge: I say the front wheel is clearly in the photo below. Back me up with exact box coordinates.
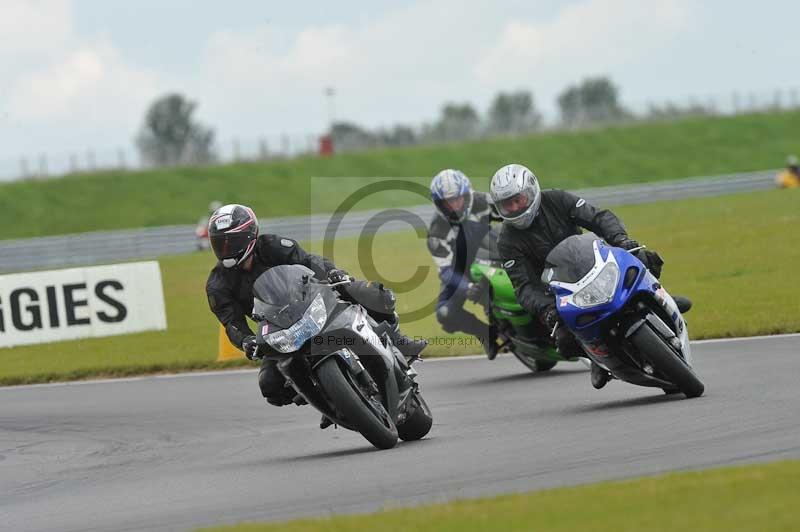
[397,394,433,441]
[315,358,398,449]
[629,324,705,398]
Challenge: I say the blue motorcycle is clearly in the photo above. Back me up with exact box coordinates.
[542,234,704,398]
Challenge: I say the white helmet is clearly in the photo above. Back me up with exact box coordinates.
[490,164,541,229]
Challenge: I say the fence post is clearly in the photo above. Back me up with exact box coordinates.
[748,92,757,111]
[232,138,241,162]
[38,153,48,177]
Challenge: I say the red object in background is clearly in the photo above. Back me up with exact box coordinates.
[319,135,334,156]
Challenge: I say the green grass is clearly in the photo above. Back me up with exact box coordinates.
[201,460,800,532]
[0,188,798,385]
[1,111,799,239]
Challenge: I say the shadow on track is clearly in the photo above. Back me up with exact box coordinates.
[276,438,436,463]
[468,368,579,386]
[568,392,687,413]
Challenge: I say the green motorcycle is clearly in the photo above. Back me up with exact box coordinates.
[468,232,579,373]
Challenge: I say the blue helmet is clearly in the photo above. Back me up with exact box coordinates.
[430,169,474,223]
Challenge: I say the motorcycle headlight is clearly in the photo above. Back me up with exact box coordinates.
[573,262,619,308]
[265,293,327,353]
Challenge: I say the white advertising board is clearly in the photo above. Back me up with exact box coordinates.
[0,261,167,348]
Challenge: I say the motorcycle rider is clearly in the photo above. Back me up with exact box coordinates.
[205,204,427,410]
[776,154,800,188]
[427,169,499,358]
[490,163,689,389]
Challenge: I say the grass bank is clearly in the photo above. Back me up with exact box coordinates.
[1,111,798,239]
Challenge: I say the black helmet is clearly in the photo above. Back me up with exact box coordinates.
[208,204,259,268]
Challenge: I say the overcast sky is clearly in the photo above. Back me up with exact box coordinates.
[1,0,798,176]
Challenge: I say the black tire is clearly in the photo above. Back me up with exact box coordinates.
[511,349,557,373]
[534,359,558,372]
[630,324,705,398]
[397,394,433,441]
[315,358,398,449]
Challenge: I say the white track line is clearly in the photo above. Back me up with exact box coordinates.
[2,333,798,392]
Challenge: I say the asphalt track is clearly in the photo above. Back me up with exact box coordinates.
[2,334,799,532]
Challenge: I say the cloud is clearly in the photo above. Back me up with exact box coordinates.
[1,1,163,155]
[475,0,694,85]
[9,42,159,122]
[0,0,72,55]
[194,1,506,137]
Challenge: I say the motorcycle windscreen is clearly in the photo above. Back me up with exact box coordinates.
[252,264,319,328]
[543,233,599,284]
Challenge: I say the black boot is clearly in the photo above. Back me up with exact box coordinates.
[320,415,334,429]
[484,325,499,360]
[673,295,692,314]
[590,361,611,390]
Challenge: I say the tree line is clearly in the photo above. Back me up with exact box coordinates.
[136,76,716,165]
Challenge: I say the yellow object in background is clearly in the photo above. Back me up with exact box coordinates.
[217,324,241,361]
[776,170,800,188]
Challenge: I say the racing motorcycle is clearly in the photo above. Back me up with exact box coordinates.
[542,233,704,398]
[469,231,578,373]
[252,264,433,449]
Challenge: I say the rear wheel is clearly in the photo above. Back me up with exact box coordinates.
[316,358,398,449]
[629,324,704,398]
[534,359,558,372]
[397,394,433,441]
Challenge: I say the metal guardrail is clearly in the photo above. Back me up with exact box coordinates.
[0,170,777,273]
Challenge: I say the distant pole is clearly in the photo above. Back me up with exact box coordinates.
[38,153,48,177]
[69,153,79,173]
[232,139,241,162]
[706,97,716,115]
[87,149,96,171]
[258,138,269,160]
[748,92,757,111]
[325,87,336,130]
[20,157,29,178]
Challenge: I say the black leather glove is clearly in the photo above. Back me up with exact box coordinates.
[466,282,482,303]
[635,249,664,279]
[542,304,560,331]
[615,238,641,251]
[241,335,261,361]
[326,269,351,284]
